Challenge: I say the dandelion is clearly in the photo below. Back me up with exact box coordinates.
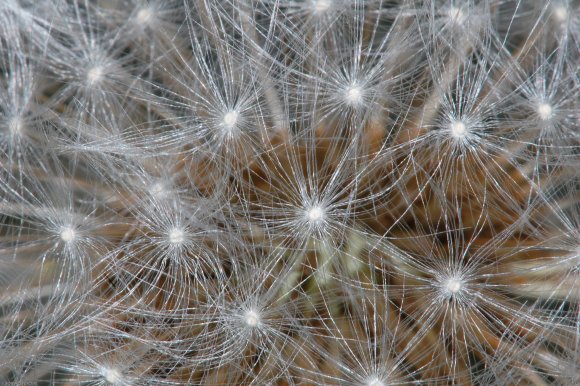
[0,0,578,385]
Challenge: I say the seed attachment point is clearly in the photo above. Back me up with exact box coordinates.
[223,111,239,129]
[345,85,363,105]
[244,310,260,328]
[366,377,385,386]
[136,8,153,24]
[313,0,331,13]
[168,228,185,244]
[87,66,104,85]
[307,206,324,222]
[8,118,22,135]
[448,7,465,24]
[60,227,76,243]
[101,367,122,385]
[537,103,553,120]
[450,120,467,138]
[553,6,568,22]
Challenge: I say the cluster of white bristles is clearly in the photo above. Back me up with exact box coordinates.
[0,1,578,385]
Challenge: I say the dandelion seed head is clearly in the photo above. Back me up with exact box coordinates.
[243,309,260,328]
[86,66,104,85]
[60,227,76,243]
[222,110,238,130]
[537,102,553,120]
[168,228,184,244]
[3,1,578,384]
[450,120,467,138]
